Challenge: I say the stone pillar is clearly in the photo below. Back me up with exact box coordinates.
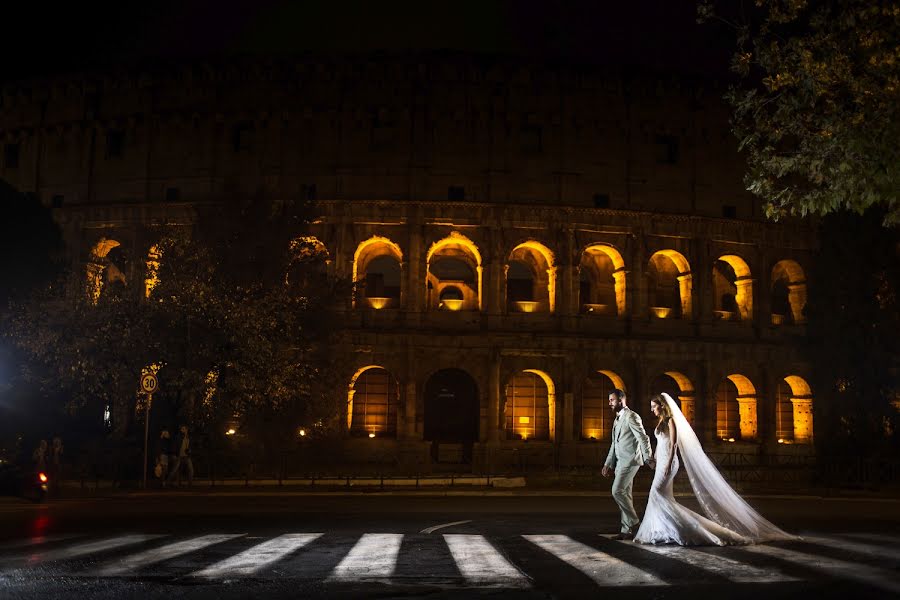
[679,395,695,426]
[788,283,807,324]
[613,269,627,317]
[737,396,758,441]
[630,235,646,319]
[677,273,693,319]
[735,277,754,321]
[487,353,501,442]
[403,379,419,439]
[408,226,425,312]
[791,397,814,443]
[486,260,503,314]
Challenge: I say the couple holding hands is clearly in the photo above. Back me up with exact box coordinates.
[601,389,795,546]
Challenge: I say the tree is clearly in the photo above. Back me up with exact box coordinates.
[700,1,900,225]
[805,209,900,462]
[4,194,348,469]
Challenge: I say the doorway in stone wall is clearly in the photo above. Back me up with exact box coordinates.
[424,369,479,465]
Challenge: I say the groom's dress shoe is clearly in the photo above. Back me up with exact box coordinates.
[612,532,635,540]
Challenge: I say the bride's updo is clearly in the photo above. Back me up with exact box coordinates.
[650,394,673,432]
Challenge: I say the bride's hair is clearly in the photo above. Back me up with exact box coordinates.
[650,394,673,432]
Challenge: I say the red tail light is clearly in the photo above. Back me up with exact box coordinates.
[38,472,48,483]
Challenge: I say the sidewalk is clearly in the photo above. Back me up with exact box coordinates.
[53,475,900,501]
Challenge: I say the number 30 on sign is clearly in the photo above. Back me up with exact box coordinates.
[141,373,158,394]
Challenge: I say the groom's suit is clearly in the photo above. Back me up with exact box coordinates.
[604,406,653,534]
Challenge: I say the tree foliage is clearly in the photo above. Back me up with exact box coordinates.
[4,196,347,448]
[700,1,900,225]
[805,209,900,459]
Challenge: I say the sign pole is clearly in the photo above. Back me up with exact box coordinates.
[143,394,152,489]
[139,372,159,490]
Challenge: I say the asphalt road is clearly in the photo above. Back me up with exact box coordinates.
[0,493,897,599]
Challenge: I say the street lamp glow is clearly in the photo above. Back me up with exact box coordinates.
[368,432,375,438]
[298,428,306,437]
[226,428,236,436]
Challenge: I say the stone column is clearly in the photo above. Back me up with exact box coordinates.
[735,277,754,322]
[630,234,646,319]
[790,397,814,443]
[737,396,758,441]
[613,269,627,317]
[408,226,425,312]
[403,379,419,439]
[788,283,807,324]
[679,395,696,426]
[487,353,501,442]
[677,273,693,319]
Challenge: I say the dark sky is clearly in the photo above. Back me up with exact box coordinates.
[1,1,736,83]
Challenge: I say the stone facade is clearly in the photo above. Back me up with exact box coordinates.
[0,56,817,472]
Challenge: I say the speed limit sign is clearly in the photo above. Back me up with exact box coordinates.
[140,373,159,394]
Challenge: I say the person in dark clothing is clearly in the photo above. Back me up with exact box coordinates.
[167,425,193,485]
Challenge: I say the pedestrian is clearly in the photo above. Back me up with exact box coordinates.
[49,437,63,496]
[155,428,173,487]
[167,425,193,486]
[32,439,48,474]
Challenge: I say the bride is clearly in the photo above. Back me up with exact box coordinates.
[633,392,797,546]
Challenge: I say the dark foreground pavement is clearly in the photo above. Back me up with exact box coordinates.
[0,493,898,599]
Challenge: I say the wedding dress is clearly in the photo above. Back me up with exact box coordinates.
[633,393,797,546]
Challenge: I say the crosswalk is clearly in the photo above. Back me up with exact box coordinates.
[0,530,897,592]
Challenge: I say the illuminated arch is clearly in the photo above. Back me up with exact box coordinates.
[580,244,627,316]
[505,369,557,441]
[87,238,124,304]
[352,236,403,308]
[426,232,483,311]
[771,259,807,325]
[717,374,758,441]
[713,254,753,321]
[657,371,696,425]
[781,374,814,443]
[647,250,692,319]
[347,365,399,437]
[507,240,557,313]
[597,369,626,391]
[580,369,626,440]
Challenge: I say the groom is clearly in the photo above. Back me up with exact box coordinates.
[601,388,654,540]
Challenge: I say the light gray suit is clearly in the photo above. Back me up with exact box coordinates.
[604,407,653,533]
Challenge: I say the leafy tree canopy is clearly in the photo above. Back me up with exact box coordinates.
[4,195,347,449]
[700,1,900,225]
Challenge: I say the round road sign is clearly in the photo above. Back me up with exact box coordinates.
[140,373,159,394]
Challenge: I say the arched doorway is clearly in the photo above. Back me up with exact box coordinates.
[424,369,480,463]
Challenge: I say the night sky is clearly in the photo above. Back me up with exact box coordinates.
[0,1,736,83]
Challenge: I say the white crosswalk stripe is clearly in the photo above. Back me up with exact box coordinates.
[328,533,403,581]
[192,533,322,578]
[628,540,799,583]
[740,543,900,594]
[803,535,900,562]
[443,534,530,588]
[524,534,666,587]
[97,534,245,576]
[20,534,165,564]
[1,530,898,591]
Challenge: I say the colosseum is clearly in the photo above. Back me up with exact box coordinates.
[0,55,816,474]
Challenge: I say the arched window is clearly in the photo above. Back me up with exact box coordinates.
[506,241,556,313]
[647,250,691,319]
[505,370,554,441]
[579,245,626,316]
[713,255,753,321]
[348,367,399,437]
[651,372,695,426]
[353,237,402,309]
[716,374,758,442]
[426,232,482,311]
[781,375,814,444]
[771,260,807,325]
[580,371,624,440]
[87,238,125,304]
[716,379,740,441]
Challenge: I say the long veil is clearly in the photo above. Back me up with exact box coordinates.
[659,392,797,542]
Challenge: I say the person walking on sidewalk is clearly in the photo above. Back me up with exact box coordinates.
[155,428,173,486]
[167,425,193,486]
